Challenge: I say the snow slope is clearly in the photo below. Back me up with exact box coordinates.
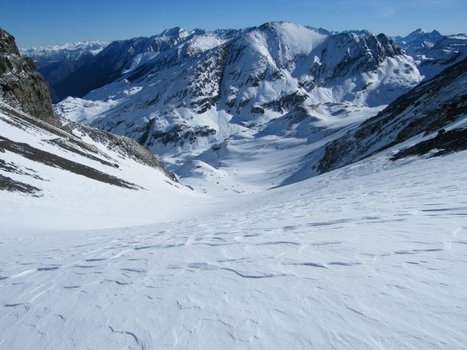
[0,101,211,231]
[1,150,466,349]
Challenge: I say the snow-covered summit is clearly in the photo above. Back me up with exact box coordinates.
[51,23,422,190]
[160,26,189,38]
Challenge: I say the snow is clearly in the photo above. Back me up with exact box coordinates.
[21,41,108,58]
[189,34,227,53]
[53,97,119,124]
[250,22,328,67]
[1,149,467,349]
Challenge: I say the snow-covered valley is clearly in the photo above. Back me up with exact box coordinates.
[1,151,467,349]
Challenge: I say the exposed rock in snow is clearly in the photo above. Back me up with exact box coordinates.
[315,58,467,175]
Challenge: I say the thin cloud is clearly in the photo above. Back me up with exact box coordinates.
[378,6,396,18]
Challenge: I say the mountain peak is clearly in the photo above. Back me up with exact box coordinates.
[403,28,443,43]
[414,28,442,36]
[160,26,189,38]
[257,21,309,32]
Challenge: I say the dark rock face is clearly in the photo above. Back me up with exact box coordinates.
[391,128,467,160]
[23,41,107,103]
[0,173,41,196]
[0,28,58,126]
[36,53,98,103]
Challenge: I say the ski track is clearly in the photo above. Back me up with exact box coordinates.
[1,154,467,349]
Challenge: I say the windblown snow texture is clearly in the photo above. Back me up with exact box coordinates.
[1,151,467,349]
[0,23,466,350]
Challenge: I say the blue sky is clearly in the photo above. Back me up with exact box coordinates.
[1,0,466,47]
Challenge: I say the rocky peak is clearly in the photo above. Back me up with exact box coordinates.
[310,32,403,83]
[0,28,58,126]
[160,27,188,38]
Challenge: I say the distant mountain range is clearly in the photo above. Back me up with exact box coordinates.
[393,28,467,78]
[7,23,467,193]
[21,41,108,102]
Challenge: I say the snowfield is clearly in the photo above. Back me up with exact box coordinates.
[2,22,467,350]
[1,151,467,349]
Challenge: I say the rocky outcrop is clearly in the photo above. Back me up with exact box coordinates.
[62,120,178,181]
[0,28,58,126]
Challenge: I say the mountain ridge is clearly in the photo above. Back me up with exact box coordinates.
[16,23,467,192]
[0,27,179,200]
